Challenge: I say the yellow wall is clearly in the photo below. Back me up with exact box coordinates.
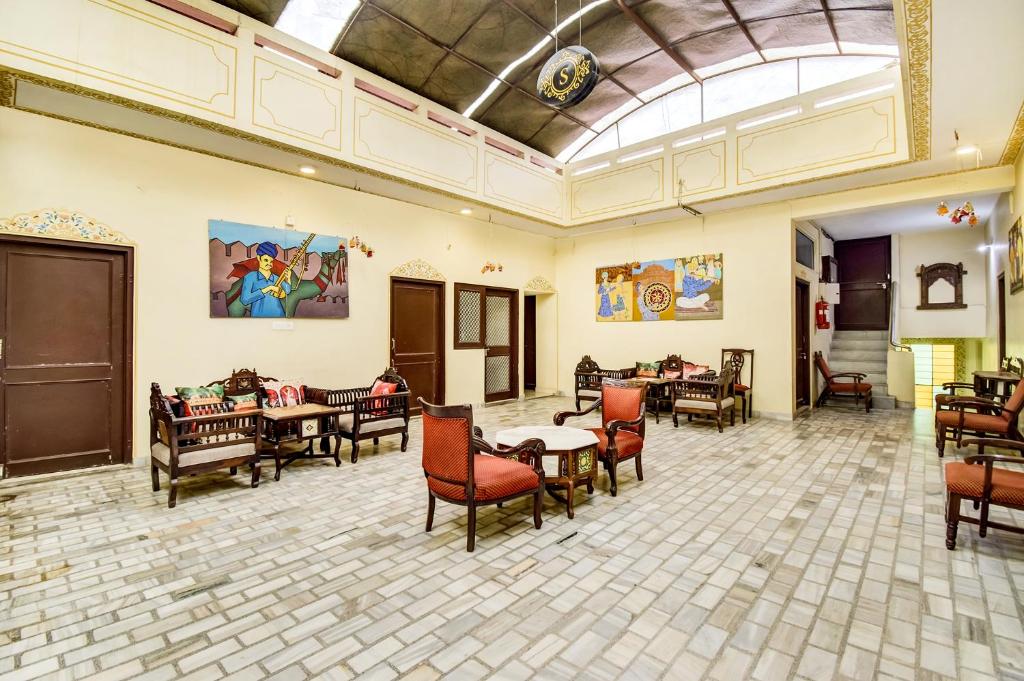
[985,151,1024,364]
[0,108,558,460]
[555,206,796,419]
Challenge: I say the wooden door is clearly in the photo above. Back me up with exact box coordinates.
[524,295,536,390]
[999,273,1007,361]
[390,278,444,415]
[484,289,517,402]
[0,239,132,477]
[795,280,811,407]
[835,235,890,330]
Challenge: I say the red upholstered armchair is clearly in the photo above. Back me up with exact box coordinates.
[419,398,545,552]
[554,379,647,497]
[945,438,1024,549]
[935,379,1024,457]
[814,351,872,413]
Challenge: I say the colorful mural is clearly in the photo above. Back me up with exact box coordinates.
[209,220,349,319]
[1010,218,1023,295]
[595,253,724,322]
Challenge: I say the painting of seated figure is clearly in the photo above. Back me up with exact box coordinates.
[674,253,724,320]
[209,220,349,319]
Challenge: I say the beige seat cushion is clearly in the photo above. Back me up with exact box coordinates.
[577,389,601,398]
[151,441,255,467]
[337,414,407,434]
[675,397,734,411]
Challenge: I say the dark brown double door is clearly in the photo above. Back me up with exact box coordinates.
[390,278,444,415]
[835,235,891,331]
[0,238,132,477]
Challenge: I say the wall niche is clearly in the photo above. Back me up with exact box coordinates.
[917,262,967,310]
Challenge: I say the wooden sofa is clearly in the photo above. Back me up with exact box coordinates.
[306,367,411,463]
[574,355,637,410]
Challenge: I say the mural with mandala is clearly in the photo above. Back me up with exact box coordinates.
[595,253,723,322]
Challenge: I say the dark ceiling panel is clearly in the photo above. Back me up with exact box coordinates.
[580,11,659,73]
[367,0,491,47]
[478,88,558,142]
[217,0,289,26]
[675,25,757,69]
[503,0,620,35]
[611,50,690,97]
[418,54,498,114]
[528,113,586,157]
[334,5,448,90]
[825,0,892,8]
[830,8,895,45]
[729,0,822,22]
[564,77,633,127]
[453,3,548,75]
[633,0,734,44]
[748,12,835,49]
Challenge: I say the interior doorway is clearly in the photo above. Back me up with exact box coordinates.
[390,277,444,416]
[484,288,518,403]
[0,237,133,477]
[998,272,1006,361]
[795,279,811,408]
[524,294,536,391]
[834,235,891,331]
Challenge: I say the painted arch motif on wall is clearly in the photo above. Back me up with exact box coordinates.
[390,259,446,282]
[0,209,132,245]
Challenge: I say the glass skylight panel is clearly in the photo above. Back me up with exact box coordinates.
[702,61,797,121]
[592,98,643,133]
[637,73,695,102]
[762,42,838,61]
[838,42,899,57]
[798,56,895,93]
[694,52,762,79]
[617,99,669,147]
[663,85,702,133]
[557,130,597,162]
[275,0,360,52]
[573,127,619,162]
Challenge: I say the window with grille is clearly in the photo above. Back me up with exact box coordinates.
[454,284,484,349]
[911,343,956,408]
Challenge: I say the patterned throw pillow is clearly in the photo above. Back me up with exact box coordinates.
[636,361,661,378]
[264,380,304,408]
[175,384,225,408]
[682,363,711,379]
[227,392,259,411]
[663,369,682,379]
[368,379,397,415]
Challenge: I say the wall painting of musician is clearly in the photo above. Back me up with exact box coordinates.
[208,220,349,319]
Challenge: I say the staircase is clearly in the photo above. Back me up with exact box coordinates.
[825,330,898,410]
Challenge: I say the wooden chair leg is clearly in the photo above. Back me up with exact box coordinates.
[672,411,679,427]
[251,460,261,488]
[351,441,360,464]
[151,465,160,492]
[425,493,435,532]
[937,425,946,457]
[168,478,179,509]
[467,503,477,552]
[979,498,990,538]
[730,407,735,426]
[373,437,380,446]
[634,454,643,481]
[533,488,543,529]
[748,394,753,420]
[575,397,581,411]
[740,396,747,424]
[608,458,619,497]
[401,431,409,452]
[945,492,961,550]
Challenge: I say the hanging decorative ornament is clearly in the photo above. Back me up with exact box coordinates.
[347,235,375,256]
[536,0,599,109]
[480,261,503,274]
[936,201,949,216]
[946,201,977,226]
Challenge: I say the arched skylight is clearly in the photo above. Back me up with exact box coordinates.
[565,55,897,163]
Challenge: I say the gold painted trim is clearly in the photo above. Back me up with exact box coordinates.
[1,68,566,230]
[0,0,236,116]
[483,152,563,218]
[0,71,14,107]
[736,98,897,185]
[252,55,341,150]
[353,96,477,192]
[901,0,932,161]
[571,158,665,219]
[390,259,446,281]
[0,209,134,246]
[672,140,726,198]
[1000,98,1024,166]
[524,275,556,293]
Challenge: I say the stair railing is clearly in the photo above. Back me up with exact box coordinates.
[889,280,911,352]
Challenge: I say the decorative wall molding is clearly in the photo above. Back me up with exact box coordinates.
[390,259,445,281]
[0,209,132,245]
[1000,98,1024,166]
[524,275,556,293]
[902,0,932,161]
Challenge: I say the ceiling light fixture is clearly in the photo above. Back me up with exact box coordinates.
[299,165,316,175]
[813,83,894,109]
[572,160,610,176]
[736,106,802,130]
[459,208,473,215]
[618,145,663,164]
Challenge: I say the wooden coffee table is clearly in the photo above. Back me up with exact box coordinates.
[496,425,598,519]
[261,404,343,480]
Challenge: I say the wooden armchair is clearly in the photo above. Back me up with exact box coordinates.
[573,355,637,410]
[671,364,736,432]
[945,438,1024,549]
[722,348,754,423]
[306,367,411,463]
[216,368,275,408]
[149,383,262,508]
[935,379,1024,456]
[419,399,545,552]
[555,379,647,496]
[813,351,872,413]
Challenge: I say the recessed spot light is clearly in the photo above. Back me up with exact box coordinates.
[956,145,979,156]
[460,208,473,215]
[299,165,316,175]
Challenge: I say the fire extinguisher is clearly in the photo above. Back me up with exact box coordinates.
[815,297,831,330]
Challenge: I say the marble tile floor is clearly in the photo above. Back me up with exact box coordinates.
[1,398,1023,681]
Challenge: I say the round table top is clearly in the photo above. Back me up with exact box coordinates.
[973,370,1021,381]
[496,425,598,451]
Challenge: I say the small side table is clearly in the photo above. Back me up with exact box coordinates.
[973,370,1021,401]
[261,404,343,480]
[632,377,672,423]
[496,425,598,519]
